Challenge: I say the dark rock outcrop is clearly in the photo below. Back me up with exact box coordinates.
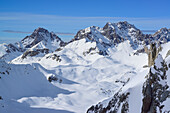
[87,90,130,113]
[165,50,170,58]
[153,28,170,44]
[144,43,162,67]
[0,96,3,100]
[48,75,62,83]
[142,54,169,113]
[21,49,49,59]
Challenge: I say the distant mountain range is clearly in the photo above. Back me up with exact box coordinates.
[0,21,169,61]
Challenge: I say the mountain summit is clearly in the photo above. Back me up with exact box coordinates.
[0,28,64,61]
[72,21,148,50]
[19,27,64,49]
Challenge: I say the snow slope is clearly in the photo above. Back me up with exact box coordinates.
[0,22,169,113]
[87,42,170,113]
[0,60,75,113]
[8,40,149,113]
[0,44,8,57]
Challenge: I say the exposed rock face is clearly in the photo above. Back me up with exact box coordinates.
[46,54,61,62]
[83,47,96,56]
[20,27,64,48]
[21,48,49,59]
[87,90,130,113]
[73,26,102,41]
[102,22,125,44]
[71,21,148,56]
[102,21,145,47]
[153,28,170,44]
[73,21,145,48]
[148,43,158,66]
[71,22,170,57]
[6,44,22,53]
[165,50,170,58]
[72,26,111,55]
[142,54,169,113]
[145,43,162,67]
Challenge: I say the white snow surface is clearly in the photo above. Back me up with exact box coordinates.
[0,39,153,113]
[0,44,7,57]
[0,27,170,113]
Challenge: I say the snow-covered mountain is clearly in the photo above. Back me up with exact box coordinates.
[1,22,170,63]
[19,27,64,49]
[69,21,169,56]
[152,28,170,44]
[71,21,144,53]
[0,27,64,62]
[0,21,170,113]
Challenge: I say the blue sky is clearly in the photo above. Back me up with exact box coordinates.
[0,0,170,43]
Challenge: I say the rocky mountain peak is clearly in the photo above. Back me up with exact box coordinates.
[152,27,170,44]
[117,21,134,29]
[0,28,65,61]
[103,21,136,30]
[73,21,141,44]
[73,26,102,40]
[20,27,63,48]
[33,27,49,34]
[103,22,112,30]
[153,27,169,36]
[159,27,169,32]
[28,27,51,41]
[70,22,146,56]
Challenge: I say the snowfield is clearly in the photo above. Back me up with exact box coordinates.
[0,44,7,57]
[0,22,169,113]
